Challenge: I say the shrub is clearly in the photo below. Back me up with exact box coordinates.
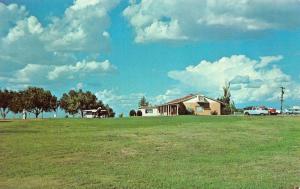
[211,110,218,115]
[129,109,136,117]
[119,113,123,118]
[136,110,142,116]
[186,107,195,115]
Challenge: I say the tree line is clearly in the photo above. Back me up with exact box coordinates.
[0,87,114,119]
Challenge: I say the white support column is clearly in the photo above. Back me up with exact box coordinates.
[177,104,179,115]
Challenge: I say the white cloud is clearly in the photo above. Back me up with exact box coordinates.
[8,64,50,83]
[168,55,300,102]
[3,16,43,43]
[255,55,283,69]
[123,0,300,43]
[48,60,116,80]
[43,0,119,52]
[154,88,182,104]
[0,60,115,87]
[0,3,27,36]
[0,1,119,87]
[134,19,187,43]
[76,82,84,90]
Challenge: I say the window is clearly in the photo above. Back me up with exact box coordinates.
[196,106,204,113]
[146,109,153,114]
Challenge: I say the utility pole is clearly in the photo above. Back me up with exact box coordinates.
[280,87,285,114]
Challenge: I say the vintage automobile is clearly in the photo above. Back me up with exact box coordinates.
[244,106,269,115]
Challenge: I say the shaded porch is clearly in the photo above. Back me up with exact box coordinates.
[157,104,179,116]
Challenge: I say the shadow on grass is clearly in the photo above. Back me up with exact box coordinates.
[0,120,13,122]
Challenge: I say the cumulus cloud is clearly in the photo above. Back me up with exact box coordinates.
[168,55,300,102]
[123,0,300,42]
[48,60,116,80]
[43,0,119,52]
[154,88,182,104]
[0,1,119,87]
[0,3,27,36]
[0,60,115,87]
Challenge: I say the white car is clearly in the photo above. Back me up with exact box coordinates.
[244,106,269,115]
[284,106,300,115]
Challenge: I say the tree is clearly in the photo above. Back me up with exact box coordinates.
[50,96,59,118]
[129,109,136,117]
[9,91,26,115]
[137,110,142,116]
[23,87,53,118]
[60,90,80,117]
[104,104,115,118]
[60,89,109,118]
[77,90,99,117]
[218,82,232,115]
[138,96,149,107]
[230,101,238,114]
[0,89,14,119]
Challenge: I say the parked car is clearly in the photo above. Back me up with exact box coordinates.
[268,108,278,115]
[284,106,300,115]
[244,106,269,115]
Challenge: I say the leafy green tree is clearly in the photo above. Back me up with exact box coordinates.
[0,89,14,119]
[218,82,232,115]
[104,104,115,117]
[23,87,53,118]
[9,91,26,115]
[50,96,59,118]
[60,90,80,117]
[77,90,99,117]
[138,96,149,107]
[60,89,110,118]
[230,101,238,114]
[129,109,136,117]
[136,110,142,116]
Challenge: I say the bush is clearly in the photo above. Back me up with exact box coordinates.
[119,113,123,118]
[129,109,136,117]
[136,110,142,116]
[186,107,195,115]
[211,110,218,115]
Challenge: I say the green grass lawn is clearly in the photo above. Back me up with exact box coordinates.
[1,116,300,189]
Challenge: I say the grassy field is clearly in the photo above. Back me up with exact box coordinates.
[1,116,300,189]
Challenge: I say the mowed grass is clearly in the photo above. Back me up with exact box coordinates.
[1,116,300,189]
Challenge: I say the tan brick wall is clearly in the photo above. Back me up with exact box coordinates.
[208,101,221,115]
[185,101,221,116]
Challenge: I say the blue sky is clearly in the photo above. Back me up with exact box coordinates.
[1,0,300,115]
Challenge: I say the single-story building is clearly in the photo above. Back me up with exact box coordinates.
[83,107,108,118]
[157,94,225,116]
[138,106,160,117]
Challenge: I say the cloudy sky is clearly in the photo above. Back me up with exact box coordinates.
[1,0,300,114]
